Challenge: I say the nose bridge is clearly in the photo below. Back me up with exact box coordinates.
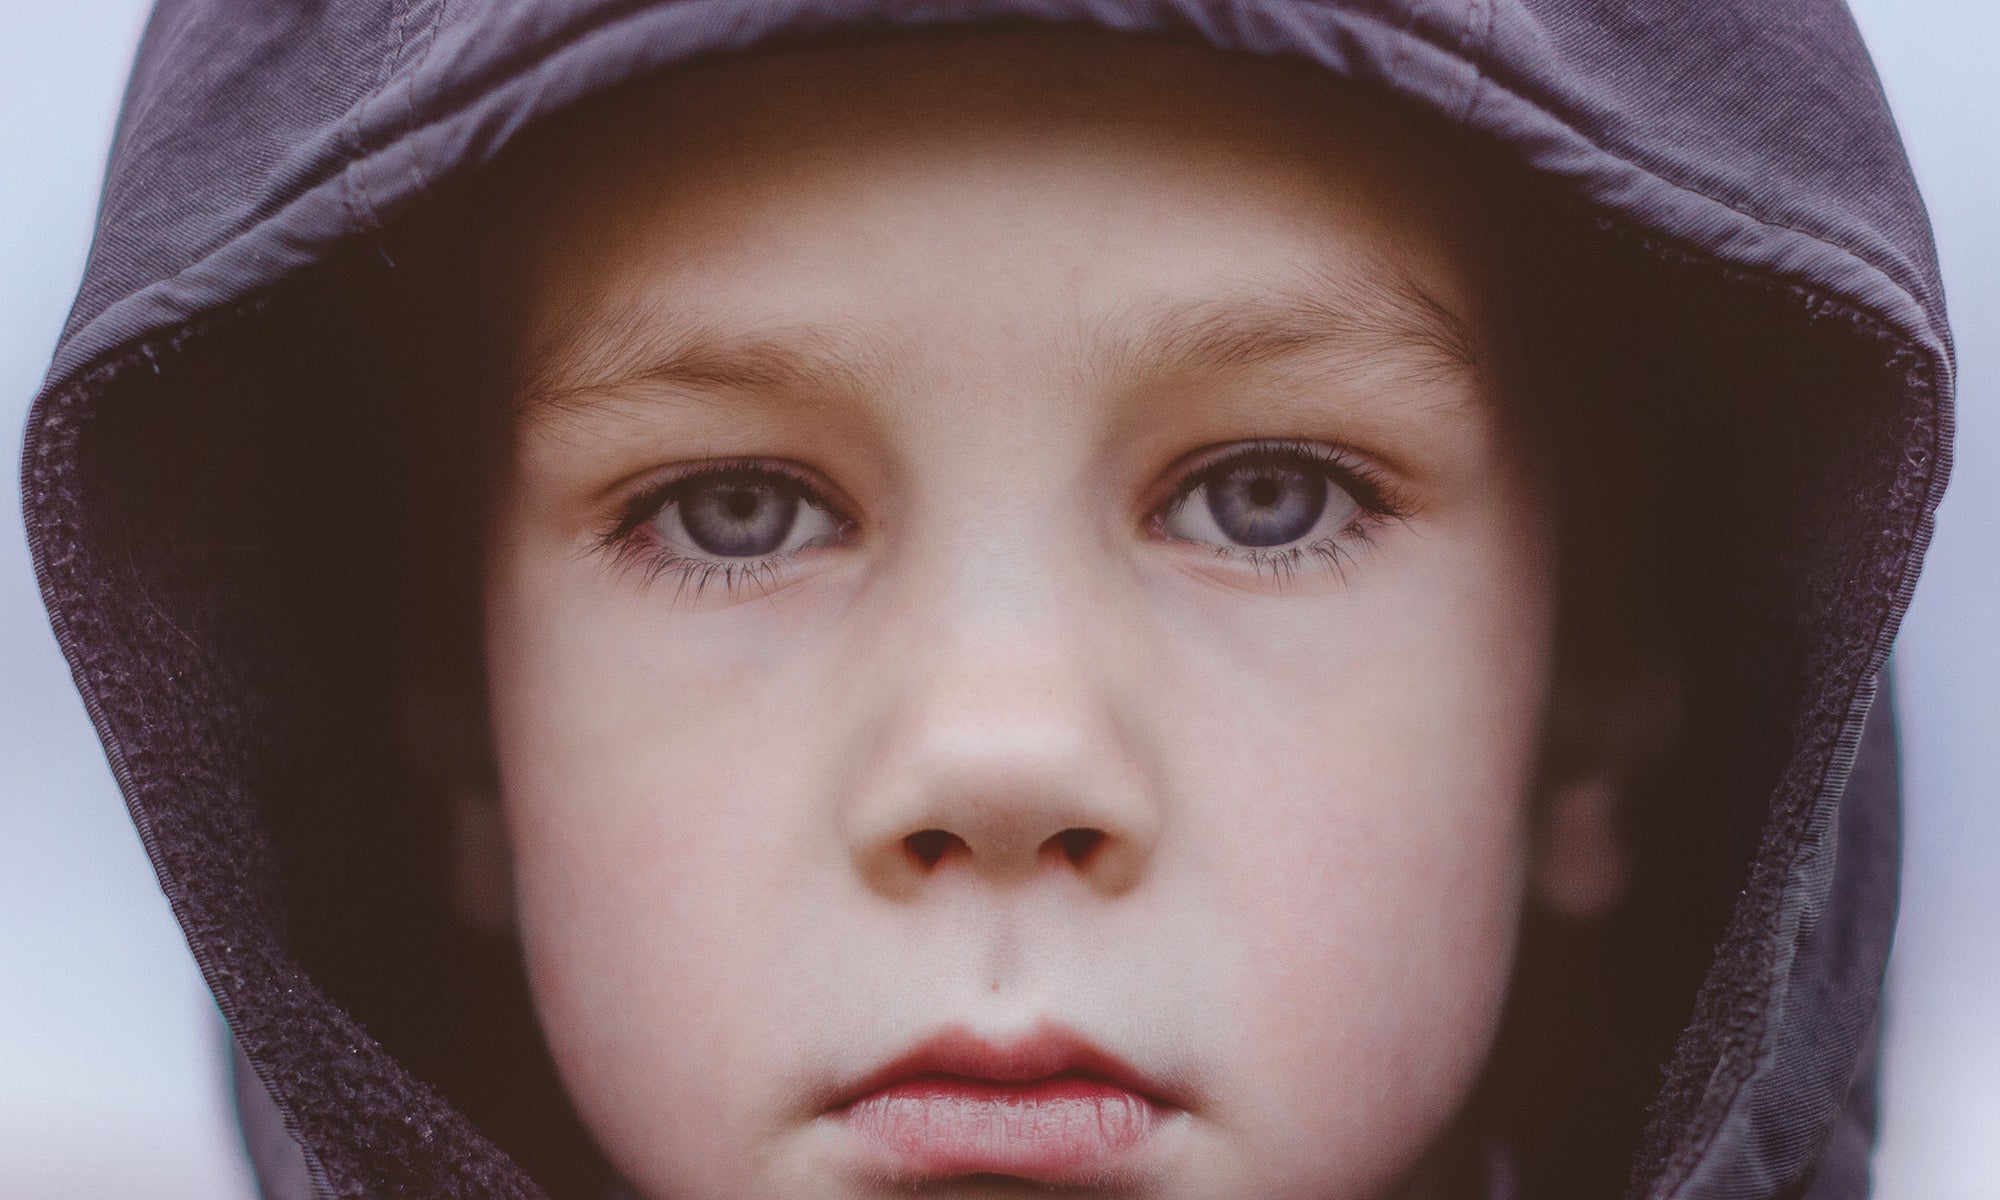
[841,547,1161,897]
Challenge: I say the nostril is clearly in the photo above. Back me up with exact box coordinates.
[1049,827,1107,868]
[903,829,966,869]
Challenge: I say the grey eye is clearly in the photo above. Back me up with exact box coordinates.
[654,471,840,559]
[1203,464,1328,546]
[679,477,800,556]
[1162,455,1360,551]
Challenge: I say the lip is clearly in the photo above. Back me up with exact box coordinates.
[826,1024,1182,1183]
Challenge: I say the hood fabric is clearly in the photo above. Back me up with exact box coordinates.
[21,1,1951,1198]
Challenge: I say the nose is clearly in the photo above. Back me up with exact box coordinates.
[841,617,1162,899]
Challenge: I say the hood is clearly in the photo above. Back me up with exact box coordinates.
[21,1,1950,1197]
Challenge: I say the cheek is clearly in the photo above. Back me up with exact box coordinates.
[1147,505,1549,1178]
[482,527,833,1184]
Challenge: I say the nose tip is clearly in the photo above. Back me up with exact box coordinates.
[844,683,1160,899]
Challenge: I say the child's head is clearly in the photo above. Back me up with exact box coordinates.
[28,2,1940,1195]
[453,30,1630,1200]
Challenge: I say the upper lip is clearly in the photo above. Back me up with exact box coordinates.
[827,1022,1186,1113]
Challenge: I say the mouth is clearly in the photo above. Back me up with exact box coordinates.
[825,1024,1182,1183]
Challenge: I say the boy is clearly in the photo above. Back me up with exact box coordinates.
[476,35,1610,1199]
[22,2,1948,1199]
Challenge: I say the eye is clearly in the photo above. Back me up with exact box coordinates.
[599,460,853,599]
[1159,444,1368,552]
[646,467,843,560]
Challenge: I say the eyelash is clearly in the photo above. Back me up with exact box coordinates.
[598,441,1411,599]
[595,458,849,600]
[1154,440,1412,584]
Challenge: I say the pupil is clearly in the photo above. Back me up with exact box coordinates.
[679,476,801,556]
[1206,464,1326,547]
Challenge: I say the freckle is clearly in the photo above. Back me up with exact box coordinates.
[991,979,1000,993]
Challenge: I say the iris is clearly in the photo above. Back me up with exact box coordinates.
[679,476,802,557]
[1204,464,1327,547]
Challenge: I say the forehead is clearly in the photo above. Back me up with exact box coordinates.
[479,32,1497,418]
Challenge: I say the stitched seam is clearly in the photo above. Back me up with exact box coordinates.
[1382,0,1419,102]
[395,0,450,201]
[1455,0,1494,124]
[343,0,419,231]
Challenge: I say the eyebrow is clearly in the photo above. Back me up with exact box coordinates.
[1108,260,1482,390]
[512,302,882,423]
[513,259,1481,423]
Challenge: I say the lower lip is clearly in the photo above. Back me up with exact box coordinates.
[837,1075,1163,1179]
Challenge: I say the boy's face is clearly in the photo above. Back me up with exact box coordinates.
[479,33,1586,1200]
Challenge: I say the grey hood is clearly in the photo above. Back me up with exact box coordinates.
[20,1,1952,1197]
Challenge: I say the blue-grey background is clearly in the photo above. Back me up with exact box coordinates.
[0,2,1992,1196]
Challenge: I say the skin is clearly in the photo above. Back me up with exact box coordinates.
[476,32,1619,1200]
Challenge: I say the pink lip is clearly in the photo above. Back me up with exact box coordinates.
[828,1026,1179,1182]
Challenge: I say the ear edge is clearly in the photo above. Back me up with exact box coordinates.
[1530,771,1627,920]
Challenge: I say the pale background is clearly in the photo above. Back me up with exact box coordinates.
[0,2,1992,1197]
